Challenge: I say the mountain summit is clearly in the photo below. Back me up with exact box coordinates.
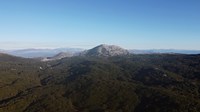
[41,44,129,61]
[81,44,129,57]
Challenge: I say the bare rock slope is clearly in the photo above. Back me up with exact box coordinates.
[81,44,129,57]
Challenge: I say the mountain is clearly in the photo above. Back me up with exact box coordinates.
[1,47,200,59]
[41,52,73,61]
[41,44,130,61]
[80,44,129,57]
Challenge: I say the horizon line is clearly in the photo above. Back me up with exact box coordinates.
[1,47,200,51]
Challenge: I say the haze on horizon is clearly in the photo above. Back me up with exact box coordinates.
[0,0,200,50]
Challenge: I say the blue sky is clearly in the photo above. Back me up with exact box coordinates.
[0,0,200,50]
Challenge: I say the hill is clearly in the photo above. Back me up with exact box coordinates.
[0,53,30,62]
[41,52,73,61]
[0,54,200,112]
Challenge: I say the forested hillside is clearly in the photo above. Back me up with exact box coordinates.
[0,54,200,112]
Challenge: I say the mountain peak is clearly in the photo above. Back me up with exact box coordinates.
[81,44,129,57]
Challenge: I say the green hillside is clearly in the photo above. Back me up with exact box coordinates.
[0,54,200,112]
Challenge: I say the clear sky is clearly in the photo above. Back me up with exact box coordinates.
[0,0,200,50]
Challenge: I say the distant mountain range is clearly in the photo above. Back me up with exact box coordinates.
[129,49,200,54]
[0,45,200,59]
[0,48,83,58]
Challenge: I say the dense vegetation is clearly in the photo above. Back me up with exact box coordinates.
[0,53,200,112]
